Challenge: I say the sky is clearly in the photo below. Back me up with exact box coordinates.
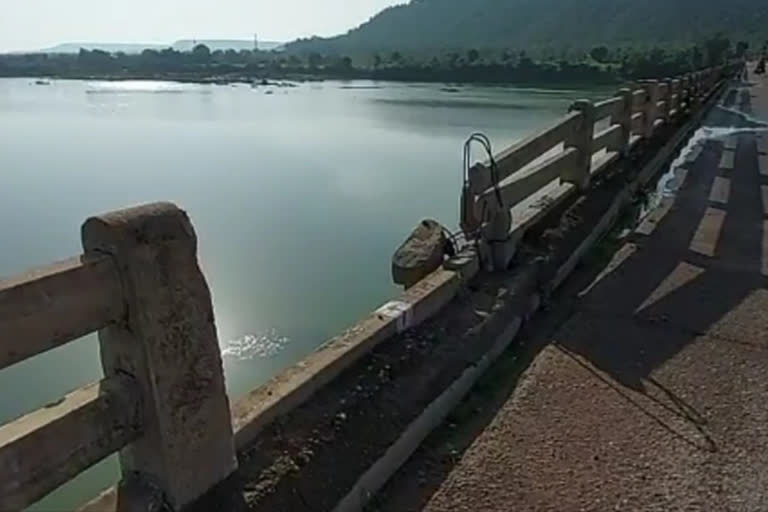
[0,0,404,52]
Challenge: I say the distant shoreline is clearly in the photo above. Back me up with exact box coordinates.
[13,73,310,86]
[1,70,619,90]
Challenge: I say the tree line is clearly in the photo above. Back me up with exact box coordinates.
[0,35,753,85]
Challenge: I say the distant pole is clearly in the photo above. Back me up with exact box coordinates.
[254,33,259,51]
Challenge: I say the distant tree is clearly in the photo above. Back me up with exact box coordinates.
[691,45,704,69]
[308,52,323,68]
[222,49,241,65]
[373,53,382,69]
[340,56,353,69]
[649,47,666,63]
[589,46,610,63]
[540,47,556,61]
[518,51,535,73]
[288,54,302,67]
[467,48,480,63]
[192,44,211,64]
[447,52,460,68]
[735,41,749,58]
[78,48,113,69]
[390,51,402,63]
[704,33,731,66]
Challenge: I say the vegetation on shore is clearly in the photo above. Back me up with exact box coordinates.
[0,35,752,86]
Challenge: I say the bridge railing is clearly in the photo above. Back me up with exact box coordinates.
[0,203,237,511]
[1,207,477,512]
[461,62,741,270]
[0,61,743,512]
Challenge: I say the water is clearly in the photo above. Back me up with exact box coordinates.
[0,78,602,510]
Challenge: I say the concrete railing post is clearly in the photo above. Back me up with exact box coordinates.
[640,80,660,138]
[564,99,595,190]
[611,88,633,156]
[691,72,703,109]
[680,75,690,112]
[691,74,700,110]
[688,73,696,105]
[706,68,716,94]
[486,210,512,242]
[669,79,680,117]
[81,202,237,511]
[484,208,516,272]
[657,80,670,123]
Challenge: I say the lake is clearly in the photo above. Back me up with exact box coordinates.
[0,78,601,510]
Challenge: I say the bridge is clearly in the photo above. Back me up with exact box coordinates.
[0,61,753,511]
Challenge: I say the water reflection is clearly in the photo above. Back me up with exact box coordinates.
[0,77,598,510]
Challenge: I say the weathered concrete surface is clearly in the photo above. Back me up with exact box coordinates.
[0,255,123,370]
[0,376,141,510]
[383,74,768,511]
[82,202,237,511]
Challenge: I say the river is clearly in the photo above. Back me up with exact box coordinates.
[0,77,603,510]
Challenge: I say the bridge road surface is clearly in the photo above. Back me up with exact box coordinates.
[400,73,768,512]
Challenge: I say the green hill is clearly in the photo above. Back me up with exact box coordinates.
[287,0,768,54]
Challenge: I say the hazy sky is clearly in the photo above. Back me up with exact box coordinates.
[0,0,404,51]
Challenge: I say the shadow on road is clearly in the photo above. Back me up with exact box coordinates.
[560,87,766,393]
[369,84,768,511]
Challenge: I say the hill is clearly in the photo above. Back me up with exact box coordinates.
[287,0,768,54]
[40,43,166,54]
[40,39,283,54]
